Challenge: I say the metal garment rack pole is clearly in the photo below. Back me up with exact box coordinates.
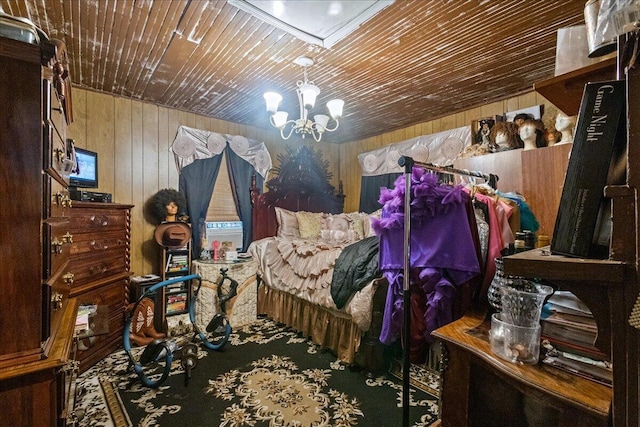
[397,156,497,427]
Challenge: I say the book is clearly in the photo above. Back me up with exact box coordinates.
[551,79,627,258]
[542,352,612,386]
[75,312,89,333]
[540,291,608,361]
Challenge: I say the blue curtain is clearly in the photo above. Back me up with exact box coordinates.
[179,155,223,259]
[226,148,263,252]
[359,173,401,213]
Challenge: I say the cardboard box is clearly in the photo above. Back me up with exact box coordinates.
[551,80,626,258]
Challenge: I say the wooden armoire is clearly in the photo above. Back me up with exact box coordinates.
[0,34,78,426]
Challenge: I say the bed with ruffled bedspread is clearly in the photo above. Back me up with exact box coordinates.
[248,189,386,368]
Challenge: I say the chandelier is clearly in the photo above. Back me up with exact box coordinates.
[264,56,344,142]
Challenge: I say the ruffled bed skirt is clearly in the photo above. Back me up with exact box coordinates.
[257,285,362,364]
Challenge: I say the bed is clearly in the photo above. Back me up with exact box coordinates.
[247,149,387,372]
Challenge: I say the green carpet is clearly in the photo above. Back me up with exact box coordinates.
[76,318,439,426]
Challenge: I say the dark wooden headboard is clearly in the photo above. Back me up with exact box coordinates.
[250,146,345,241]
[250,184,344,241]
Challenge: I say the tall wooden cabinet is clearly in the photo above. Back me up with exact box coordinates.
[0,35,77,426]
[67,202,133,373]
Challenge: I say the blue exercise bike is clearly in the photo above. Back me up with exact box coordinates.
[123,273,235,388]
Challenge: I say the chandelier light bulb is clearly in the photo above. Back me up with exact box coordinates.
[272,111,288,129]
[299,83,320,109]
[327,99,344,120]
[263,92,282,114]
[314,114,330,132]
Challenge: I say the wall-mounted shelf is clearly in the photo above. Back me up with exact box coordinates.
[534,57,616,116]
[502,246,629,284]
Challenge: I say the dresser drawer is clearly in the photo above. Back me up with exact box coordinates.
[69,208,129,234]
[43,219,71,279]
[74,278,127,372]
[45,177,71,218]
[42,78,72,186]
[67,253,128,288]
[69,229,128,257]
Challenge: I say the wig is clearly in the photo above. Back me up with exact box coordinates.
[150,189,187,224]
[490,121,523,150]
[520,118,546,148]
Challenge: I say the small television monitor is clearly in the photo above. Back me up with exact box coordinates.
[69,147,98,188]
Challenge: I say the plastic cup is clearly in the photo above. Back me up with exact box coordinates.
[490,313,541,365]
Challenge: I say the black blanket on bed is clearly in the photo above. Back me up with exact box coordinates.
[331,236,381,309]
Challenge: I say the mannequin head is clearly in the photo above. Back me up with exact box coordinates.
[519,119,544,150]
[150,189,188,224]
[490,121,523,151]
[555,112,576,144]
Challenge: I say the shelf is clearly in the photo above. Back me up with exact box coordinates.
[502,246,628,284]
[433,311,612,422]
[534,57,617,116]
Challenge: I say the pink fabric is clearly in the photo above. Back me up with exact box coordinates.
[468,191,507,300]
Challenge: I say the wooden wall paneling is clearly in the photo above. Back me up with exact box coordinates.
[157,107,171,189]
[67,87,86,145]
[194,114,209,133]
[85,91,115,195]
[438,113,457,132]
[142,103,161,275]
[454,111,468,128]
[420,121,433,137]
[130,100,145,275]
[521,144,572,237]
[114,97,133,204]
[504,95,521,113]
[166,108,182,188]
[453,148,523,194]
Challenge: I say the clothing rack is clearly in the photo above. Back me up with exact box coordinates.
[410,159,499,189]
[396,156,498,426]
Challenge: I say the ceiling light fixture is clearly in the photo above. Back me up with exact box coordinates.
[264,56,344,142]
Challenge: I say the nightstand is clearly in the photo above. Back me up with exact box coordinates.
[191,258,259,329]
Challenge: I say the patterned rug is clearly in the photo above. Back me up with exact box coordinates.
[75,318,440,426]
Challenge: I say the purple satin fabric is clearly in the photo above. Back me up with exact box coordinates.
[372,169,480,345]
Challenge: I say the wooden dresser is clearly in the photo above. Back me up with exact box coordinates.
[67,202,133,373]
[0,35,78,426]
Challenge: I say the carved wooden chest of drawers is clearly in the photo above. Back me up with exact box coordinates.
[67,201,133,372]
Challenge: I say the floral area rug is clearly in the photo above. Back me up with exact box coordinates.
[75,318,439,426]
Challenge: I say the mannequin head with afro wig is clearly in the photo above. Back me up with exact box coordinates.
[149,189,188,224]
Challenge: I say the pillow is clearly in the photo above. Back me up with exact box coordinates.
[363,209,382,238]
[345,212,367,240]
[324,214,350,232]
[319,228,357,244]
[322,213,363,243]
[295,211,325,239]
[275,207,300,238]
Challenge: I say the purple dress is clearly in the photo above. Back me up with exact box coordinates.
[372,169,480,345]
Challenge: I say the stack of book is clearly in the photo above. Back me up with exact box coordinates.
[540,291,612,386]
[166,253,189,273]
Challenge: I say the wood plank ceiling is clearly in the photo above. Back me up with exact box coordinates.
[0,0,588,144]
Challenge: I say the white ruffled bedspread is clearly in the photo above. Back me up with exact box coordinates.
[248,237,377,331]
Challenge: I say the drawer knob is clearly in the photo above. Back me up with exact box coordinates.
[61,194,72,208]
[62,232,73,244]
[63,272,75,285]
[51,238,63,254]
[90,215,109,226]
[53,147,65,164]
[51,292,64,310]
